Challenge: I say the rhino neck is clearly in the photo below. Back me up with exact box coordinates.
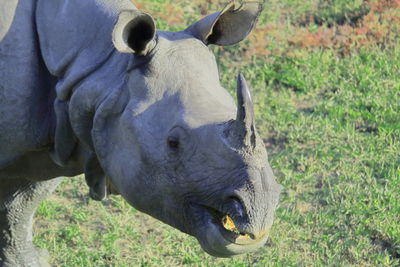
[61,49,131,150]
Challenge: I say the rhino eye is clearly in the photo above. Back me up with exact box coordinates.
[167,136,180,149]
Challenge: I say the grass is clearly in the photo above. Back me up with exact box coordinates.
[33,0,399,266]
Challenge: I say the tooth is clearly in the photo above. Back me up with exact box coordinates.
[222,215,238,233]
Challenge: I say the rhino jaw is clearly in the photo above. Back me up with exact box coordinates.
[187,203,270,257]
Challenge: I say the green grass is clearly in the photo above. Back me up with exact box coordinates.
[33,0,399,266]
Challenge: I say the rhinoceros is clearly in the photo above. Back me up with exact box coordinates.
[0,0,281,265]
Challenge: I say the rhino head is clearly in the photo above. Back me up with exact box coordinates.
[66,1,281,257]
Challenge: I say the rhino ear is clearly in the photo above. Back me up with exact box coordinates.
[185,1,263,46]
[112,10,156,55]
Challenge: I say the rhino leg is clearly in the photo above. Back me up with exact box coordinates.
[0,177,62,267]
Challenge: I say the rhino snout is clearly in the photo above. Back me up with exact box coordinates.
[186,182,277,257]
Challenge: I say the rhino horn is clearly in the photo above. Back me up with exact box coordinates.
[232,73,256,149]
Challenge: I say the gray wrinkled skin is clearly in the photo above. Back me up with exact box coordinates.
[0,0,281,265]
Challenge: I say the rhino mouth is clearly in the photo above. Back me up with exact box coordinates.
[187,203,268,257]
[201,205,244,240]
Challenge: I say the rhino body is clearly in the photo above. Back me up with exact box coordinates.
[0,0,281,265]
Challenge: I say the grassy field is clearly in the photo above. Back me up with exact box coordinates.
[33,0,400,266]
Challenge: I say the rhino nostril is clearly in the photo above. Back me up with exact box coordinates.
[225,196,245,218]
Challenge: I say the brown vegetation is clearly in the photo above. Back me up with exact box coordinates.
[135,0,400,58]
